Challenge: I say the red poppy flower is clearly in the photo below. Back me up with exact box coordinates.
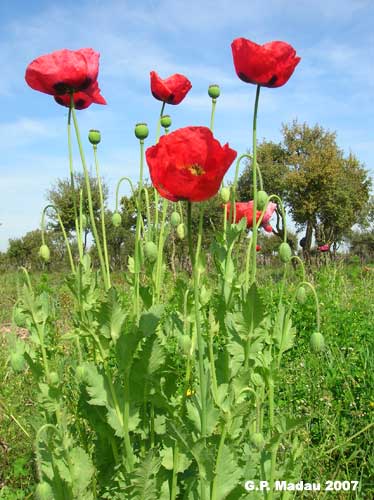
[256,245,261,252]
[146,126,237,202]
[150,71,192,105]
[231,38,300,88]
[226,201,277,230]
[317,244,330,252]
[25,48,106,107]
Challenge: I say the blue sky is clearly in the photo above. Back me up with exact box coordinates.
[0,0,373,250]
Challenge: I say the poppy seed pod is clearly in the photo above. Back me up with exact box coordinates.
[49,371,60,387]
[144,241,158,263]
[170,211,181,227]
[208,84,220,99]
[251,432,265,450]
[135,123,149,140]
[35,482,54,500]
[278,242,292,263]
[257,190,268,211]
[10,352,25,372]
[310,331,325,352]
[220,187,230,203]
[176,223,186,240]
[160,115,172,128]
[112,212,122,227]
[39,244,50,262]
[296,286,307,304]
[88,129,101,145]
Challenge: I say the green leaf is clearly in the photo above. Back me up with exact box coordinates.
[116,326,143,373]
[160,446,192,473]
[98,289,127,343]
[69,446,95,496]
[83,363,109,407]
[273,305,296,356]
[243,283,265,332]
[139,305,164,336]
[130,451,161,500]
[212,444,242,500]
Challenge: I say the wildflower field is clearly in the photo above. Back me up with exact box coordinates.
[0,34,373,500]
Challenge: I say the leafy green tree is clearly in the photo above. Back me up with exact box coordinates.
[238,120,371,258]
[47,173,108,239]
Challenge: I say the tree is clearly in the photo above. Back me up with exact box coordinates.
[238,120,371,259]
[47,173,108,240]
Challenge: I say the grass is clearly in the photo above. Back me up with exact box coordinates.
[0,261,373,498]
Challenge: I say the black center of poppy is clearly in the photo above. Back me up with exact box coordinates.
[238,72,251,83]
[75,99,85,108]
[55,97,64,105]
[267,75,278,86]
[167,93,175,104]
[77,77,92,91]
[53,81,71,95]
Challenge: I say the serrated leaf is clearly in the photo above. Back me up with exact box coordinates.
[69,446,95,495]
[160,446,192,473]
[83,363,109,407]
[212,444,242,500]
[243,283,265,332]
[130,451,161,500]
[273,305,296,356]
[139,305,164,336]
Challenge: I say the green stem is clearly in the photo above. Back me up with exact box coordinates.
[211,426,227,500]
[0,398,30,438]
[41,204,75,273]
[170,442,179,500]
[70,105,108,289]
[153,102,166,246]
[154,198,168,302]
[250,85,261,284]
[187,202,208,500]
[93,145,111,288]
[210,99,217,131]
[68,102,83,261]
[134,140,145,318]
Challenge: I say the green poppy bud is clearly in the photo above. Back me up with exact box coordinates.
[49,371,60,387]
[208,84,220,99]
[144,241,158,263]
[257,190,268,211]
[135,123,149,140]
[310,331,325,352]
[176,223,185,240]
[112,212,122,227]
[35,482,53,500]
[220,187,230,203]
[179,334,191,356]
[296,286,307,304]
[39,244,50,262]
[170,211,181,227]
[251,432,265,450]
[278,242,292,263]
[160,115,172,129]
[10,352,25,372]
[88,129,101,145]
[76,365,86,382]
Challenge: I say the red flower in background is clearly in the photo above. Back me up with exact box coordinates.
[150,71,192,105]
[25,48,106,108]
[318,244,330,252]
[226,201,277,230]
[146,126,237,202]
[231,38,300,88]
[256,245,261,252]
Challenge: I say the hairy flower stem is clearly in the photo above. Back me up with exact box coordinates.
[210,98,217,131]
[134,140,145,319]
[154,199,168,301]
[170,442,179,500]
[153,102,166,246]
[68,103,83,261]
[41,205,75,273]
[251,85,261,283]
[187,201,208,500]
[70,106,109,290]
[211,425,227,500]
[93,145,111,288]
